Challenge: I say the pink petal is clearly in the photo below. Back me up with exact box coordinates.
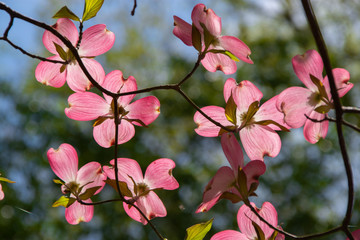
[210,230,249,240]
[323,68,353,98]
[105,158,144,186]
[191,4,222,37]
[292,49,324,91]
[276,87,314,128]
[221,132,244,173]
[240,124,281,160]
[65,199,93,225]
[173,16,193,46]
[78,24,115,57]
[256,95,290,130]
[219,36,253,64]
[93,119,135,148]
[347,229,360,240]
[42,18,78,54]
[102,70,137,106]
[223,78,237,102]
[0,184,4,200]
[65,92,110,121]
[126,96,160,126]
[243,160,266,190]
[238,202,278,239]
[66,58,105,92]
[123,191,166,225]
[194,106,232,137]
[35,55,66,88]
[196,195,220,213]
[144,158,179,190]
[47,143,78,183]
[76,162,106,195]
[232,80,263,115]
[303,111,328,144]
[201,52,237,74]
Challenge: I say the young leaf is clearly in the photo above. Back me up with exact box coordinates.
[237,168,249,201]
[192,24,202,52]
[93,116,108,127]
[125,118,149,128]
[105,179,133,197]
[314,105,331,114]
[225,94,238,125]
[0,177,15,183]
[218,125,236,136]
[60,64,67,73]
[53,42,68,61]
[79,186,101,200]
[185,219,213,240]
[310,74,329,101]
[221,192,242,203]
[82,0,104,22]
[252,221,266,240]
[53,6,80,21]
[255,120,290,132]
[53,179,64,185]
[200,22,214,49]
[224,50,240,62]
[52,196,76,208]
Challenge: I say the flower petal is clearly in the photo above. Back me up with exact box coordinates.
[323,68,353,98]
[223,78,237,102]
[105,158,143,186]
[66,58,105,92]
[192,3,221,37]
[76,162,106,195]
[347,229,360,240]
[240,125,281,160]
[65,199,93,225]
[0,184,4,200]
[144,159,179,190]
[219,36,253,64]
[43,18,78,54]
[201,52,237,75]
[126,96,160,126]
[78,24,115,57]
[173,16,193,46]
[194,106,232,137]
[232,80,263,115]
[243,160,266,190]
[210,230,249,240]
[303,111,328,144]
[93,119,135,148]
[47,143,78,183]
[292,49,323,91]
[256,95,290,130]
[276,86,314,128]
[35,55,66,88]
[65,92,110,121]
[221,132,244,173]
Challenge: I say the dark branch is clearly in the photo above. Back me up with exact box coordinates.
[131,0,137,16]
[342,106,360,114]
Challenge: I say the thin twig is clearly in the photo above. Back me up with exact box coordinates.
[78,198,123,205]
[131,0,137,16]
[342,106,360,114]
[305,114,360,133]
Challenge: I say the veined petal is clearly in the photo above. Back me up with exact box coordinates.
[47,143,78,183]
[323,68,353,98]
[303,111,328,144]
[65,199,93,225]
[192,3,221,37]
[223,78,237,102]
[123,191,167,225]
[196,195,220,213]
[102,70,137,105]
[221,132,244,173]
[0,184,4,200]
[276,86,314,128]
[240,125,281,160]
[76,162,106,195]
[106,158,143,186]
[232,80,263,114]
[243,160,266,190]
[201,52,237,75]
[173,16,193,46]
[292,49,323,91]
[78,24,115,57]
[144,158,179,190]
[210,230,249,240]
[219,36,253,64]
[238,202,278,240]
[43,18,78,54]
[194,106,232,137]
[65,92,110,121]
[35,55,66,88]
[126,96,160,126]
[256,95,289,130]
[93,118,135,148]
[67,58,105,92]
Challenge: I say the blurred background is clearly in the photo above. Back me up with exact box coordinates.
[0,0,360,239]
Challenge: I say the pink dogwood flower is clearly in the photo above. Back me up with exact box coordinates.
[196,132,266,213]
[65,70,160,148]
[35,18,115,92]
[211,202,284,240]
[194,78,288,160]
[173,3,253,74]
[347,229,360,240]
[276,49,353,143]
[47,143,107,225]
[0,184,3,200]
[0,173,15,201]
[103,158,179,224]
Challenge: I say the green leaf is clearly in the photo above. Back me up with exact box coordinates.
[79,186,101,200]
[225,94,238,125]
[237,168,249,201]
[0,177,15,183]
[200,22,214,49]
[192,24,202,52]
[314,105,331,114]
[224,50,240,62]
[52,196,76,208]
[185,219,213,240]
[53,6,80,21]
[310,74,329,101]
[53,179,64,185]
[125,118,149,128]
[93,116,108,127]
[53,42,67,61]
[255,120,290,132]
[82,0,104,22]
[105,179,133,197]
[269,230,279,240]
[252,221,266,240]
[60,64,67,73]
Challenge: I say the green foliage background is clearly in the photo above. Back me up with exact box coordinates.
[0,0,360,239]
